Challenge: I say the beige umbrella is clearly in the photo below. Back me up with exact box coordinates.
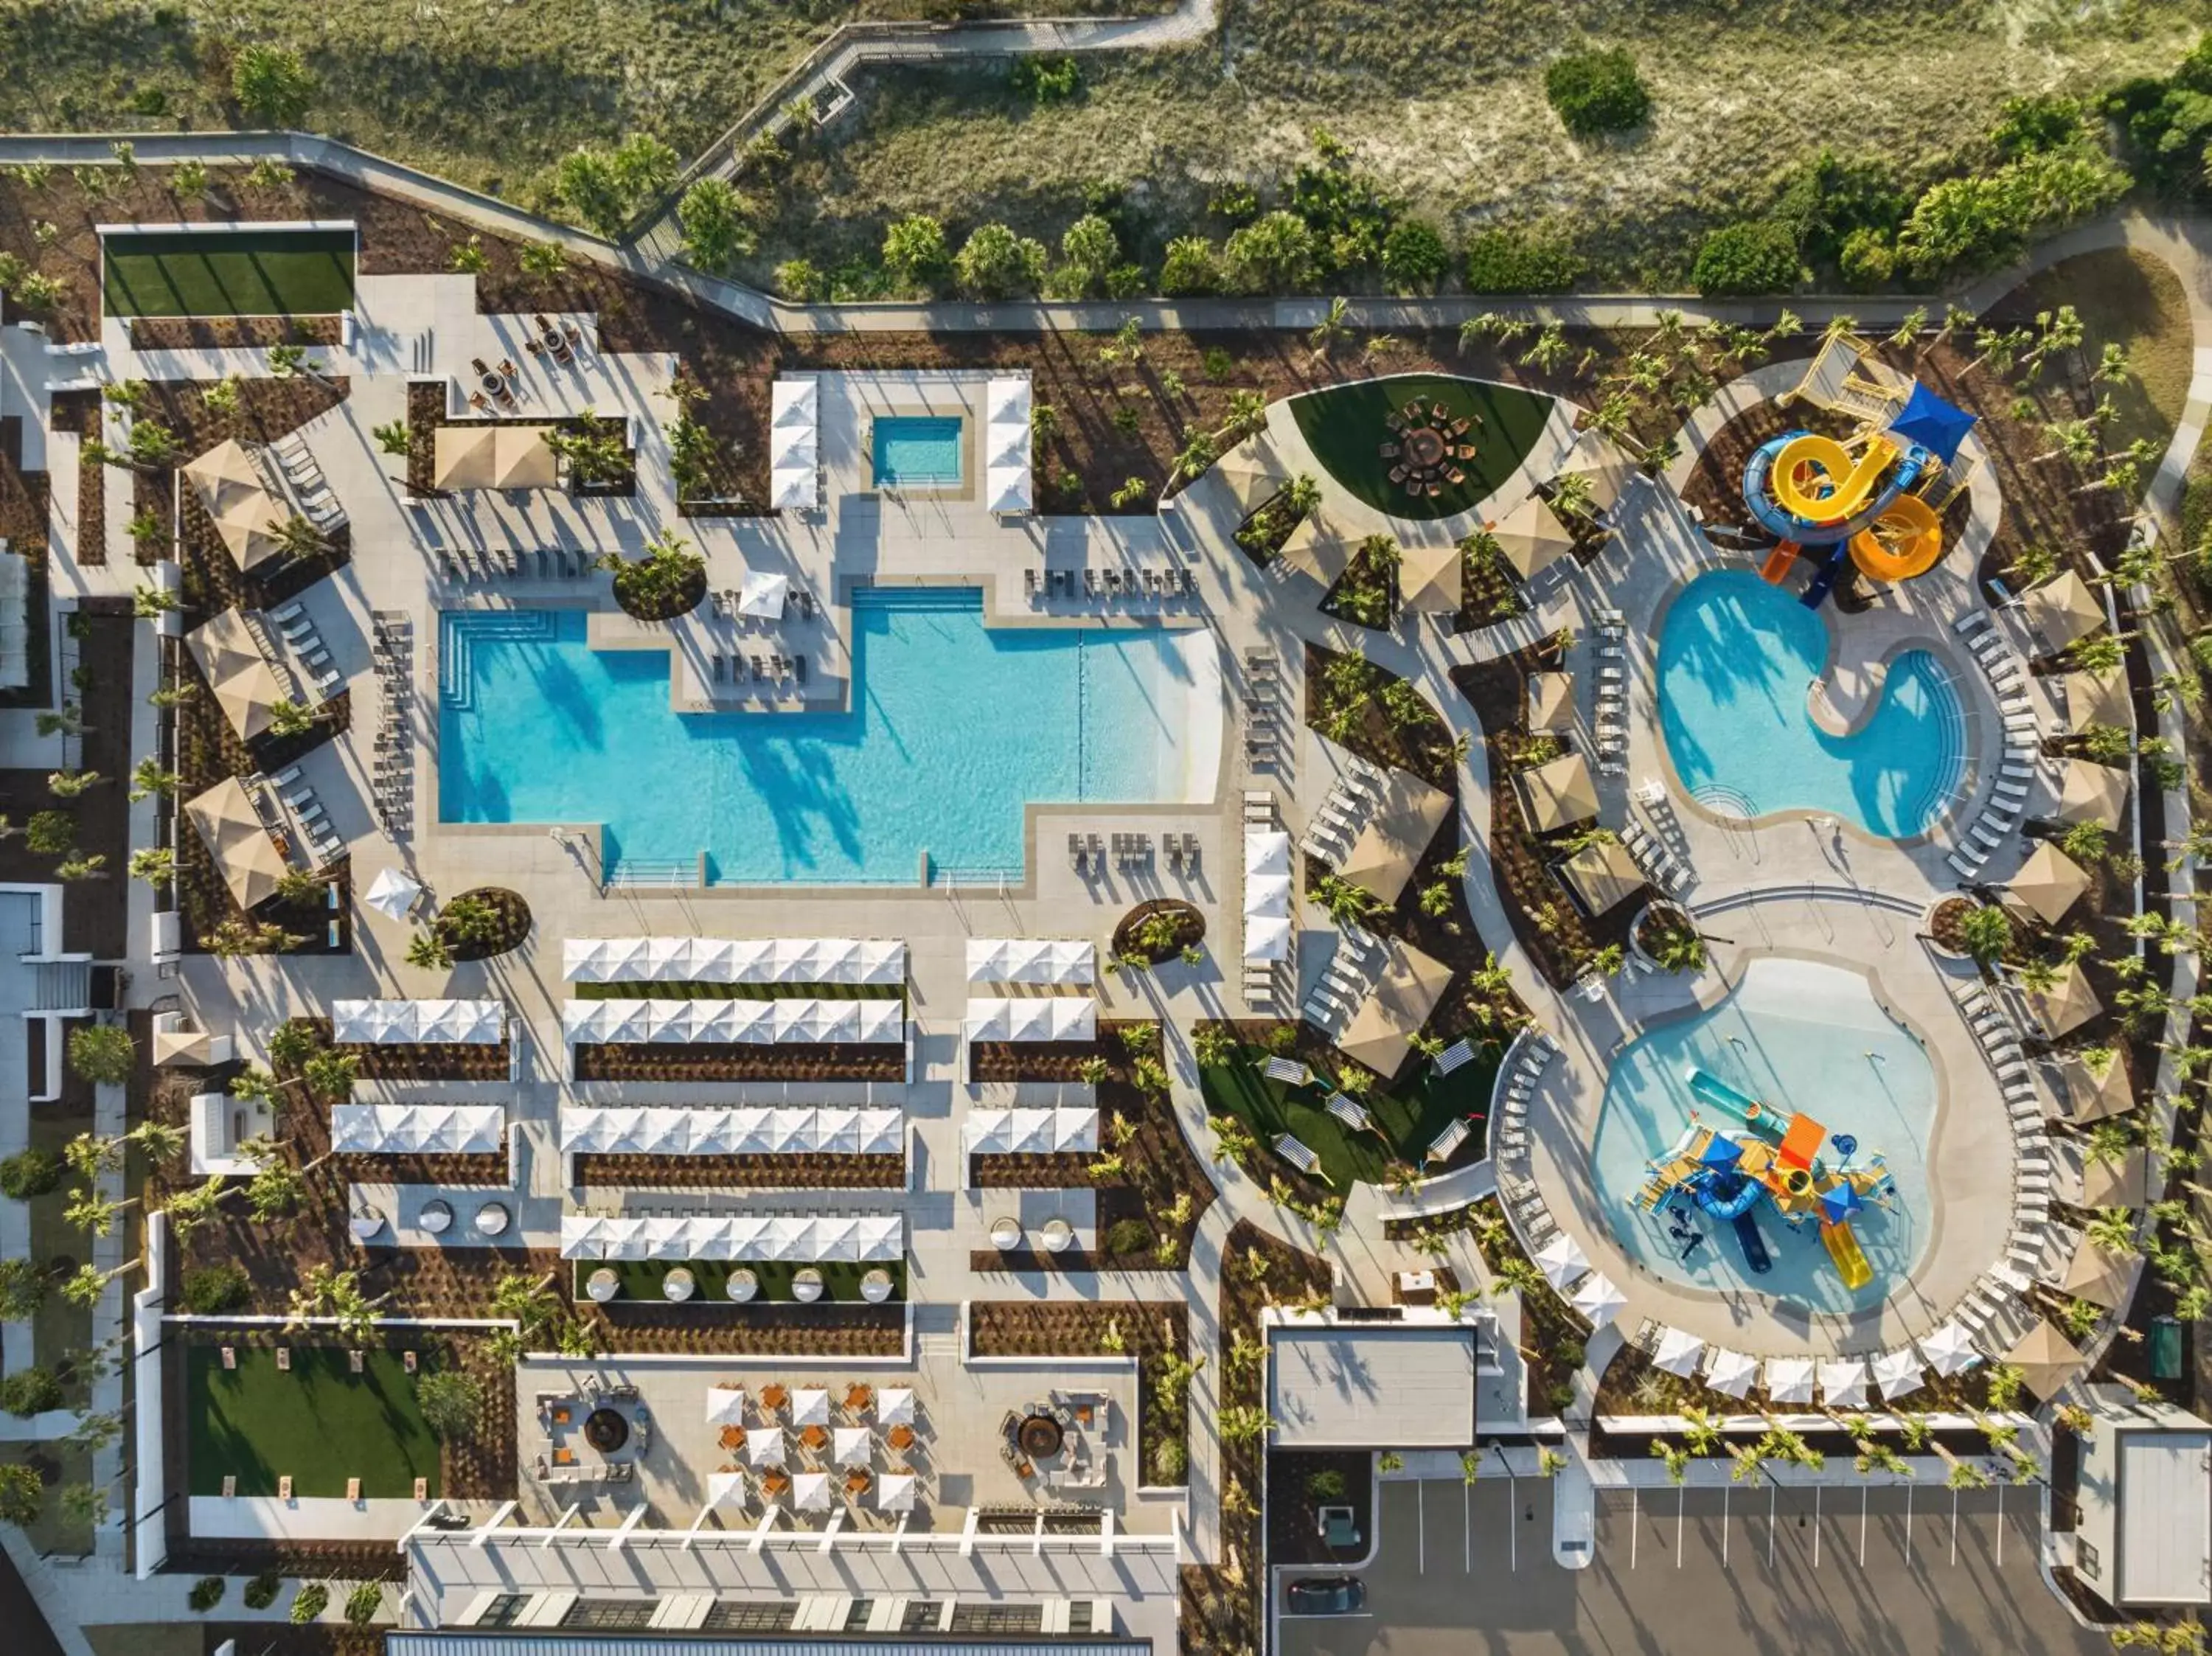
[152,1026,219,1065]
[2061,1233,2135,1311]
[1560,838,1646,917]
[2003,1319,2086,1400]
[2056,1051,2132,1124]
[1526,672,1574,731]
[186,608,282,742]
[1337,943,1455,1074]
[492,427,558,489]
[184,776,286,910]
[183,438,288,569]
[2061,664,2130,733]
[1552,438,1638,514]
[2022,572,2105,653]
[1276,509,1357,587]
[1998,842,2090,928]
[2079,1147,2152,1208]
[2020,961,2102,1040]
[2052,761,2127,829]
[1336,770,1453,907]
[1487,493,1574,580]
[1397,539,1463,614]
[1211,448,1291,513]
[1514,752,1599,832]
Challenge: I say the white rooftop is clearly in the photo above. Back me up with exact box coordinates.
[1267,1324,1478,1450]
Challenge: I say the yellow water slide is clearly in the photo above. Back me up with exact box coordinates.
[1821,1220,1874,1291]
[1848,493,1944,581]
[1768,433,1893,523]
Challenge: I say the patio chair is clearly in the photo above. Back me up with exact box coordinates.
[278,1476,293,1500]
[276,1348,291,1371]
[347,1477,362,1502]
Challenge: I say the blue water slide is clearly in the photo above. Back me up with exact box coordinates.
[1690,1171,1763,1222]
[1733,1211,1773,1274]
[1740,431,1933,546]
[1686,1066,1761,1122]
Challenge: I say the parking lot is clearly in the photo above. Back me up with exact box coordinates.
[1275,1476,2107,1656]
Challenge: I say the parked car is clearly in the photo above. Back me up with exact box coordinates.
[1286,1577,1366,1616]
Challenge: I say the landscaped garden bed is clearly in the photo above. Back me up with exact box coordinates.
[574,1152,903,1190]
[1266,1450,1374,1568]
[1109,897,1204,966]
[575,1258,905,1307]
[432,887,531,962]
[1632,902,1708,974]
[572,1043,902,1082]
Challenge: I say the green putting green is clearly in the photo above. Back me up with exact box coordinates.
[102,229,357,319]
[1200,1043,1496,1186]
[186,1346,440,1498]
[1290,374,1555,521]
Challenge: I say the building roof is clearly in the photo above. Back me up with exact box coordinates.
[1268,1324,1477,1449]
[2079,1404,2212,1608]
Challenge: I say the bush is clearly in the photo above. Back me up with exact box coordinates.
[774,258,827,302]
[344,1582,384,1627]
[243,1570,282,1610]
[232,45,314,125]
[1544,48,1650,138]
[1992,93,2087,158]
[952,223,1048,299]
[1222,210,1319,294]
[181,1262,250,1315]
[1837,227,1896,289]
[1380,218,1449,294]
[0,1366,63,1417]
[1689,221,1804,296]
[67,1023,137,1085]
[1009,55,1080,103]
[0,1147,61,1200]
[1898,149,2127,279]
[1104,1218,1152,1256]
[417,1368,484,1439]
[1151,1436,1188,1483]
[290,1582,330,1624]
[602,531,705,622]
[1159,235,1220,296]
[881,213,950,293]
[1308,1467,1348,1500]
[187,1576,226,1612]
[1462,227,1583,293]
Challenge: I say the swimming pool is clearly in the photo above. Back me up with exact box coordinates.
[1589,957,1934,1312]
[1658,569,1966,837]
[438,591,1217,883]
[872,417,964,488]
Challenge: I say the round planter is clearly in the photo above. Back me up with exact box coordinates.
[473,1200,511,1237]
[419,1200,453,1236]
[792,1267,824,1304]
[860,1268,893,1304]
[664,1267,695,1303]
[726,1268,759,1304]
[586,1268,619,1304]
[1925,896,1980,961]
[437,886,532,962]
[1630,901,1705,975]
[1110,897,1206,964]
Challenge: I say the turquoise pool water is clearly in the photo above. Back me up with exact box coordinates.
[1658,569,1965,837]
[1590,958,1934,1312]
[872,417,964,487]
[438,591,1214,883]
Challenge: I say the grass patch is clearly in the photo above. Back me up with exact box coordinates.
[101,228,355,319]
[1199,1043,1495,1186]
[2010,247,2194,458]
[577,1258,906,1306]
[1290,375,1553,521]
[185,1346,441,1498]
[26,1111,91,1396]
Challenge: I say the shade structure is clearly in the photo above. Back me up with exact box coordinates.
[1815,1357,1868,1409]
[747,1428,786,1468]
[966,1107,1099,1155]
[1652,1327,1704,1379]
[1245,829,1295,961]
[361,866,422,922]
[1818,1183,1863,1225]
[1887,380,1979,466]
[563,997,902,1046]
[1337,770,1453,908]
[2020,961,2102,1040]
[1487,493,1574,580]
[963,996,1096,1044]
[2062,1233,2134,1311]
[2004,1319,2086,1399]
[1276,508,1357,586]
[563,937,905,986]
[874,1471,917,1512]
[706,1469,748,1510]
[2080,1147,2153,1208]
[833,1426,871,1469]
[560,1106,902,1156]
[739,569,789,619]
[771,378,821,509]
[1534,1231,1589,1291]
[1559,838,1646,917]
[1871,1346,1925,1402]
[705,1385,747,1426]
[333,999,505,1046]
[1211,442,1291,513]
[187,608,285,742]
[1526,672,1574,732]
[1764,1357,1815,1405]
[1917,1321,1978,1377]
[1571,1271,1624,1327]
[2022,571,2105,653]
[790,1388,830,1427]
[965,938,1096,987]
[1999,842,2090,928]
[431,424,557,490]
[184,776,288,910]
[330,1104,504,1155]
[154,1024,229,1067]
[559,1211,903,1262]
[984,375,1033,514]
[2062,664,2130,733]
[1699,1135,1743,1170]
[877,1388,915,1427]
[1244,915,1293,961]
[1551,436,1639,514]
[1398,539,1463,614]
[183,439,289,569]
[1338,942,1456,1073]
[1514,752,1599,832]
[1705,1349,1759,1399]
[2053,760,2128,829]
[790,1471,833,1511]
[2056,1051,2132,1124]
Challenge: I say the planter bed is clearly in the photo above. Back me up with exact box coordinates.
[967,1040,1103,1084]
[437,886,531,961]
[572,1043,902,1082]
[574,1152,904,1190]
[128,315,345,351]
[967,1247,1102,1273]
[967,1301,1189,1488]
[571,980,903,1001]
[328,1152,510,1187]
[1267,1449,1375,1568]
[1110,897,1205,964]
[585,1301,905,1357]
[970,1151,1093,1189]
[321,1038,510,1082]
[574,1258,906,1307]
[50,391,101,565]
[1455,1198,1582,1416]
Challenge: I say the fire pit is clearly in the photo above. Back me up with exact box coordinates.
[1016,1413,1063,1460]
[583,1407,631,1455]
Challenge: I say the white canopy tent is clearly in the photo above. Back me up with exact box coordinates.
[361,866,422,922]
[331,999,505,1046]
[1570,1273,1624,1328]
[771,378,820,510]
[748,1429,787,1468]
[739,570,790,619]
[1918,1322,1978,1377]
[1764,1357,1816,1405]
[330,1104,504,1155]
[1244,830,1294,963]
[705,1385,748,1426]
[1871,1348,1925,1401]
[963,997,1096,1043]
[1652,1328,1704,1379]
[1817,1357,1869,1410]
[705,1469,748,1511]
[875,1472,917,1512]
[560,1106,902,1156]
[965,938,1096,987]
[790,1471,832,1511]
[1533,1231,1589,1291]
[562,998,903,1046]
[563,936,905,986]
[984,375,1033,515]
[833,1426,871,1468]
[560,1212,904,1262]
[877,1388,915,1426]
[965,1107,1101,1155]
[1705,1349,1759,1399]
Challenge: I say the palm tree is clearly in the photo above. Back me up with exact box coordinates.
[2086,1206,2140,1256]
[273,515,328,562]
[1884,307,1927,351]
[1521,323,1573,375]
[267,343,334,389]
[1212,390,1270,448]
[1307,296,1353,361]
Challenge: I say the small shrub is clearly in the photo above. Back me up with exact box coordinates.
[1105,1217,1152,1256]
[187,1576,226,1612]
[0,1147,62,1200]
[1380,218,1449,294]
[1152,1437,1188,1483]
[290,1582,330,1624]
[1689,221,1804,296]
[1009,55,1080,103]
[1463,228,1582,293]
[1544,48,1651,138]
[1837,226,1896,289]
[242,1570,281,1610]
[1308,1468,1348,1500]
[417,1368,484,1439]
[344,1582,383,1627]
[181,1262,251,1315]
[0,1367,63,1417]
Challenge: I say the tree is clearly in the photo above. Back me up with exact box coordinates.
[881,214,950,292]
[1158,235,1220,296]
[953,223,1048,300]
[406,929,454,971]
[0,1463,42,1527]
[371,419,411,458]
[600,529,705,622]
[285,1265,386,1345]
[1055,214,1121,296]
[67,1023,136,1086]
[128,756,177,802]
[1691,222,1804,296]
[58,1482,107,1530]
[290,1582,330,1624]
[302,1048,359,1103]
[678,178,757,276]
[1958,903,2012,965]
[344,1582,383,1627]
[0,1366,63,1416]
[417,1367,484,1439]
[1222,212,1318,295]
[0,1257,49,1320]
[267,343,332,388]
[233,45,315,125]
[1380,218,1449,294]
[0,1148,61,1200]
[1544,48,1651,137]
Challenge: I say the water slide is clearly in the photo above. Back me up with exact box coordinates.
[1820,1220,1874,1290]
[1741,431,1932,549]
[1689,1170,1764,1221]
[1733,1211,1773,1274]
[1848,493,1944,581]
[1686,1067,1778,1135]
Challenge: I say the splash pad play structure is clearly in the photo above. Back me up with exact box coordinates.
[1741,337,1978,610]
[1636,1068,1897,1293]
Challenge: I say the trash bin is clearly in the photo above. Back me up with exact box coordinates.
[2151,1315,2183,1382]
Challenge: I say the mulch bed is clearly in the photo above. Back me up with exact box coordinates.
[967,1040,1099,1083]
[129,316,344,351]
[1110,897,1205,963]
[327,1153,511,1187]
[158,374,351,590]
[573,1045,903,1082]
[300,1028,509,1082]
[439,886,532,961]
[1267,1449,1374,1568]
[591,1301,905,1356]
[967,1300,1189,1486]
[574,1152,904,1189]
[967,1245,1102,1273]
[1927,897,1979,957]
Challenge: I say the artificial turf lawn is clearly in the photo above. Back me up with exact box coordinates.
[1199,1043,1497,1186]
[1290,373,1555,521]
[102,229,356,319]
[186,1346,441,1498]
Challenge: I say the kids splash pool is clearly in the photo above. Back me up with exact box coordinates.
[1658,569,1966,837]
[1589,957,1934,1313]
[438,590,1218,883]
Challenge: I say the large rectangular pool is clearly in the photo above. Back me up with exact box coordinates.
[438,591,1218,883]
[872,417,964,488]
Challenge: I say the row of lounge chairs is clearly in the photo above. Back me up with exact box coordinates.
[1618,820,1690,897]
[712,652,807,689]
[1593,610,1627,774]
[1298,756,1387,867]
[1301,924,1382,1034]
[371,612,412,838]
[1947,973,2056,1325]
[267,762,345,868]
[1026,565,1197,602]
[1947,610,2048,877]
[437,544,597,583]
[1245,649,1280,772]
[271,432,348,535]
[268,601,342,696]
[1488,1031,1559,1168]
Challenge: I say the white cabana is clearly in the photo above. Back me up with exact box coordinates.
[790,1471,832,1511]
[1533,1231,1589,1291]
[330,1104,504,1156]
[1871,1347,1925,1401]
[1652,1327,1704,1379]
[1816,1357,1869,1410]
[833,1426,872,1469]
[331,999,506,1046]
[739,570,790,619]
[1705,1349,1759,1399]
[559,1212,904,1263]
[875,1472,917,1513]
[1764,1357,1815,1405]
[790,1388,830,1427]
[1918,1321,1978,1377]
[1570,1273,1624,1328]
[771,378,820,510]
[984,375,1033,515]
[705,1385,748,1426]
[877,1388,914,1426]
[1244,829,1295,964]
[748,1429,787,1468]
[560,1106,902,1155]
[563,937,906,986]
[705,1469,748,1511]
[966,1107,1101,1155]
[963,997,1096,1044]
[965,938,1096,987]
[361,866,422,922]
[563,998,903,1046]
[1243,916,1293,961]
